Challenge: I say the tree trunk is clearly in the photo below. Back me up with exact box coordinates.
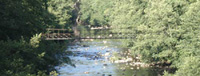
[73,0,81,37]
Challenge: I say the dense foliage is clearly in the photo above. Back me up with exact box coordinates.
[48,0,76,29]
[0,35,65,76]
[1,0,200,75]
[80,0,200,75]
[80,0,113,26]
[0,0,52,40]
[0,0,75,75]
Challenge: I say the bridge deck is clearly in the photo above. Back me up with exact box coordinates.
[43,28,135,40]
[45,37,135,40]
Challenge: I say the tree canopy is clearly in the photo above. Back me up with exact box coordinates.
[79,0,200,75]
[0,0,75,75]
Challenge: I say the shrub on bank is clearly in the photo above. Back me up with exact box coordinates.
[0,34,66,75]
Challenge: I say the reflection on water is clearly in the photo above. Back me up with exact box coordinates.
[55,40,172,76]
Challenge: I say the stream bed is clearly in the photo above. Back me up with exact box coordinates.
[55,40,172,76]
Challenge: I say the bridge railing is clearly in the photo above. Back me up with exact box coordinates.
[42,28,136,40]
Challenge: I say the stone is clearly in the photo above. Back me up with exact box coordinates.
[84,72,89,74]
[103,64,108,66]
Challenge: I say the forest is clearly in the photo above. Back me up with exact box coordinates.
[0,0,200,76]
[0,0,76,75]
[80,0,200,76]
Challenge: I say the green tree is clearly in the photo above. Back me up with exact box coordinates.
[0,0,55,40]
[79,0,200,75]
[0,0,74,75]
[47,0,75,29]
[80,0,113,27]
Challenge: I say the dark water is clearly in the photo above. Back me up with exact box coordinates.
[55,40,173,76]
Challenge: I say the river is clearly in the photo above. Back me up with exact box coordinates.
[55,40,173,76]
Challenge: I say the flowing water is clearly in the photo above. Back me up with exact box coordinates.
[55,40,173,76]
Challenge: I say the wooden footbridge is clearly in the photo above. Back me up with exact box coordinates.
[42,28,135,40]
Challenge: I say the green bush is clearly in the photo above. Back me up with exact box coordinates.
[0,34,66,75]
